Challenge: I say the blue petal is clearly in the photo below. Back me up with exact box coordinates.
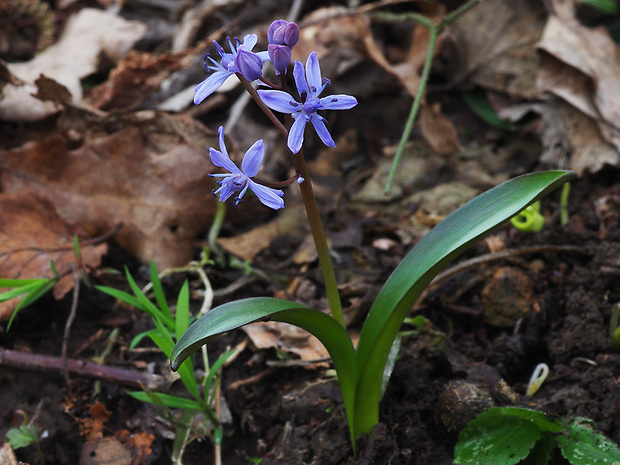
[257,89,301,113]
[241,139,265,177]
[319,94,358,110]
[194,71,232,104]
[293,60,308,99]
[256,50,270,61]
[241,34,258,50]
[249,180,284,210]
[310,117,335,147]
[305,52,322,94]
[209,148,241,174]
[288,116,307,154]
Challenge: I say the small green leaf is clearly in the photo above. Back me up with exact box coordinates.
[463,89,520,131]
[454,408,543,465]
[129,391,203,410]
[175,281,190,341]
[6,424,38,449]
[557,418,620,465]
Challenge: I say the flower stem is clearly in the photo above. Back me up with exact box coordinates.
[237,74,345,327]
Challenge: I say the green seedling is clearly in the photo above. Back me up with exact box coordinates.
[97,261,233,463]
[171,170,575,449]
[511,200,545,232]
[5,410,44,465]
[454,407,620,465]
[609,302,620,351]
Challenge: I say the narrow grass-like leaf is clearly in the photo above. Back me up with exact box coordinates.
[354,171,575,436]
[150,261,172,321]
[129,391,203,410]
[175,281,190,341]
[125,267,174,329]
[8,278,58,330]
[0,281,47,302]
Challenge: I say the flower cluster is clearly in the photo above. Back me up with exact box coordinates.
[197,20,357,210]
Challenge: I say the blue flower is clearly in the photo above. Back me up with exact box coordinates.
[256,51,357,154]
[195,34,269,105]
[209,126,284,210]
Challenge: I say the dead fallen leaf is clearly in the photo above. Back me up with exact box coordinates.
[0,112,218,269]
[79,401,111,441]
[0,8,146,121]
[446,0,546,98]
[420,102,462,154]
[242,321,330,365]
[0,191,107,322]
[79,437,131,465]
[0,442,18,465]
[536,0,620,156]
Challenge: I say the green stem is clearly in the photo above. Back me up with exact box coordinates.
[384,25,438,193]
[236,75,345,327]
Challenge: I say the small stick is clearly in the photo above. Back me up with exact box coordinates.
[0,348,165,390]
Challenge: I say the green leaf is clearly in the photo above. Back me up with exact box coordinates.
[521,433,556,465]
[463,89,521,131]
[354,171,575,436]
[453,408,543,465]
[557,418,620,465]
[129,391,203,411]
[175,281,190,341]
[170,297,358,443]
[125,267,174,329]
[149,261,172,321]
[496,407,563,433]
[6,425,38,449]
[7,278,58,330]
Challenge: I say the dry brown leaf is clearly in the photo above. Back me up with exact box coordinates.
[446,0,546,98]
[0,8,146,121]
[0,112,218,269]
[242,322,330,364]
[420,102,462,154]
[537,0,620,155]
[0,191,107,322]
[217,205,307,262]
[79,437,131,465]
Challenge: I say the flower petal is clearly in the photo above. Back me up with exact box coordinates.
[305,51,322,93]
[310,117,335,147]
[257,89,301,113]
[194,71,232,104]
[288,116,307,154]
[241,139,265,177]
[209,148,240,174]
[319,94,358,110]
[249,180,284,210]
[241,34,258,50]
[293,60,309,99]
[256,50,270,61]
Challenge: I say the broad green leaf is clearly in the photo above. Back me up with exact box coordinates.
[354,171,575,435]
[170,297,358,443]
[453,408,542,465]
[6,425,38,449]
[494,407,563,433]
[129,391,203,411]
[521,433,556,465]
[557,418,620,465]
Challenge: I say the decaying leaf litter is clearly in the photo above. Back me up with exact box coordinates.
[1,0,620,463]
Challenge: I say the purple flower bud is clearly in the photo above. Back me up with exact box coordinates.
[268,44,292,75]
[268,20,299,47]
[234,48,263,81]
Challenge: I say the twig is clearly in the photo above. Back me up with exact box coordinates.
[0,348,165,390]
[61,266,80,384]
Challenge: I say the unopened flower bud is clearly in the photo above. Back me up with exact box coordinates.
[268,20,299,47]
[234,48,263,81]
[268,44,292,74]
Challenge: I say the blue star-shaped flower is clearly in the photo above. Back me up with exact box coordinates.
[256,51,358,154]
[195,34,269,105]
[209,127,284,210]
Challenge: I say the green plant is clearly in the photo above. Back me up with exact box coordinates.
[610,302,620,351]
[97,261,232,463]
[171,170,574,448]
[510,200,546,232]
[454,407,620,465]
[5,410,44,465]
